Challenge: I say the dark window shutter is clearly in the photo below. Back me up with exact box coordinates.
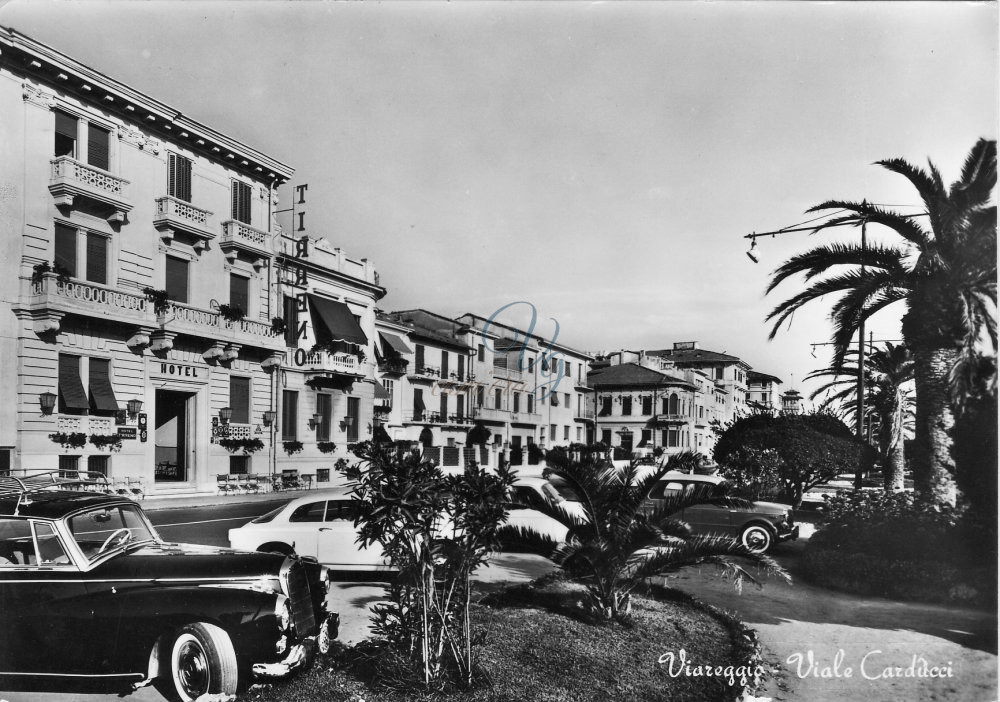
[317,393,331,441]
[415,344,425,369]
[86,232,107,284]
[229,274,249,313]
[58,354,89,412]
[232,181,251,224]
[441,352,449,378]
[413,389,424,416]
[347,397,359,441]
[230,376,250,424]
[55,111,77,138]
[87,124,110,171]
[88,357,119,414]
[440,393,448,419]
[54,223,77,277]
[169,154,192,202]
[457,355,464,381]
[168,154,176,197]
[165,256,188,303]
[282,390,298,441]
[283,295,298,347]
[55,111,77,157]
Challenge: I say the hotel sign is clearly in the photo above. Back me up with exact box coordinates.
[155,362,201,378]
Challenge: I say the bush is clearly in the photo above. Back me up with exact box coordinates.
[802,490,997,605]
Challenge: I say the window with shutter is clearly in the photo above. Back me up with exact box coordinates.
[347,397,359,441]
[283,295,299,348]
[513,392,520,413]
[414,344,425,370]
[88,358,119,415]
[168,153,193,202]
[316,393,332,441]
[282,390,298,441]
[86,232,108,285]
[58,354,89,414]
[440,352,449,378]
[229,274,249,314]
[54,111,77,158]
[165,256,189,303]
[457,355,464,381]
[231,181,252,224]
[229,376,250,424]
[87,124,110,171]
[54,222,77,277]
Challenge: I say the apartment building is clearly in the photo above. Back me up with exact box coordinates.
[747,370,783,411]
[371,309,593,474]
[0,27,384,493]
[646,342,752,425]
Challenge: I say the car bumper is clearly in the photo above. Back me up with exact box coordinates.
[251,613,338,678]
[776,524,800,542]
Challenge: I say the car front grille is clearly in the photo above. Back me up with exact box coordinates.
[282,561,318,638]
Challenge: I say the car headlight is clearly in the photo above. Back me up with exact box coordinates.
[319,565,332,593]
[274,594,290,632]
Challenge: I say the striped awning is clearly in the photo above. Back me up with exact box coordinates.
[379,332,412,356]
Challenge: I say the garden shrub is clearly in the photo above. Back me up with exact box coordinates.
[802,490,996,605]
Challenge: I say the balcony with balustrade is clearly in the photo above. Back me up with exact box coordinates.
[220,220,273,260]
[159,302,285,352]
[19,272,150,334]
[301,351,365,383]
[407,364,441,383]
[154,196,214,243]
[403,411,473,427]
[377,356,409,376]
[49,156,132,223]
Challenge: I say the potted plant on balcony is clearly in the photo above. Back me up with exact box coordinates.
[282,440,304,455]
[48,432,87,450]
[218,304,246,323]
[32,262,72,285]
[317,441,337,454]
[270,316,286,336]
[218,437,265,454]
[89,433,123,453]
[142,287,171,315]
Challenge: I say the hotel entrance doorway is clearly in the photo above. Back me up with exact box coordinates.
[155,389,196,483]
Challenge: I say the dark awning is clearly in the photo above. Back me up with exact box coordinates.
[58,356,89,411]
[379,332,412,356]
[374,383,390,400]
[88,361,119,412]
[309,296,368,347]
[373,424,392,443]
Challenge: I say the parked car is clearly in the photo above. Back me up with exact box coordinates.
[502,477,587,545]
[0,472,337,702]
[229,488,393,571]
[645,471,798,553]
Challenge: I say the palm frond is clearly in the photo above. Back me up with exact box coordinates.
[625,534,791,586]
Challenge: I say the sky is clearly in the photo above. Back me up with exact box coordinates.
[1,0,996,405]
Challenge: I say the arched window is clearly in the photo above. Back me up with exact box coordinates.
[668,393,680,415]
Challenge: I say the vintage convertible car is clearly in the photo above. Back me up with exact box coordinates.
[0,472,338,701]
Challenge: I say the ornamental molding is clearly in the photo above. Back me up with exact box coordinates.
[117,125,161,154]
[22,81,56,108]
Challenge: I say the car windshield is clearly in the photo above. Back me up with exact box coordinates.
[68,504,158,561]
[545,478,582,502]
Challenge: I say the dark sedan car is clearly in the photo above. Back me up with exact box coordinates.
[645,471,799,553]
[0,472,337,701]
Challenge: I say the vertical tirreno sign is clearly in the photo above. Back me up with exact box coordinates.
[283,183,311,361]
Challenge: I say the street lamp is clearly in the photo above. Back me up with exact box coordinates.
[126,398,144,418]
[263,410,277,427]
[39,391,57,415]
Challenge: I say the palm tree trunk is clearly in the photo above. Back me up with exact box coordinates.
[911,344,958,502]
[884,443,905,491]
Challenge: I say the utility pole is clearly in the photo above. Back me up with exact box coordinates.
[854,208,868,489]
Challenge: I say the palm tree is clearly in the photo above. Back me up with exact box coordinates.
[808,343,915,491]
[766,139,997,502]
[503,451,789,621]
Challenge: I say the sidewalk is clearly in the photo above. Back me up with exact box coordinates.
[139,487,318,511]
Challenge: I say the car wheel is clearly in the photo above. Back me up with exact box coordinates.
[166,622,238,702]
[740,524,773,554]
[257,542,294,556]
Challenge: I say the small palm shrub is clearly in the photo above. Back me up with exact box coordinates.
[502,450,790,621]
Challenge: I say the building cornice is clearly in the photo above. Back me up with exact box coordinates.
[0,26,294,184]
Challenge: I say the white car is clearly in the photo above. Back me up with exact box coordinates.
[228,489,392,571]
[505,477,586,544]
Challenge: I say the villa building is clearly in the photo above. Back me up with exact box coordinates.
[0,27,384,493]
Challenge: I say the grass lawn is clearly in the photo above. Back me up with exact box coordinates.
[242,580,757,702]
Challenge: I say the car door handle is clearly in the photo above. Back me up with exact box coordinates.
[319,527,332,532]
